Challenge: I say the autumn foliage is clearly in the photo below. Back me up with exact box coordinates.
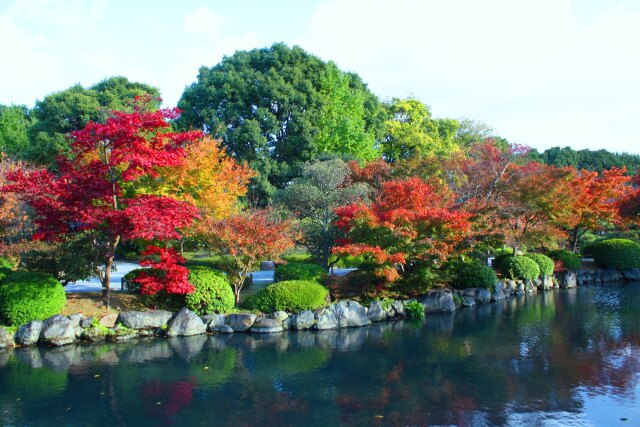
[134,246,194,295]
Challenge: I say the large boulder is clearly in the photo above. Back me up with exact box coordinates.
[0,327,14,349]
[623,269,640,281]
[228,313,257,332]
[206,314,227,332]
[165,308,206,337]
[250,317,284,334]
[492,281,506,301]
[332,300,371,328]
[15,320,43,346]
[270,311,289,323]
[475,289,491,304]
[315,309,338,330]
[461,296,475,308]
[290,310,316,330]
[117,310,173,330]
[525,281,537,293]
[40,315,76,346]
[81,327,108,342]
[391,300,405,317]
[99,313,118,328]
[600,269,622,283]
[367,301,389,322]
[559,272,577,289]
[540,276,554,291]
[420,290,456,313]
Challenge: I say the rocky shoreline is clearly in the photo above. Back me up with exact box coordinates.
[1,269,639,351]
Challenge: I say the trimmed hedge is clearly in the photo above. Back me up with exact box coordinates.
[243,280,329,313]
[549,250,582,272]
[592,239,640,271]
[185,267,235,315]
[0,271,66,326]
[526,253,555,277]
[502,256,540,281]
[453,261,497,289]
[274,262,327,283]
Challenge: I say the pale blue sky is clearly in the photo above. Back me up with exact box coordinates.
[2,0,640,153]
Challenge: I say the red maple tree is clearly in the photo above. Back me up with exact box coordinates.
[134,246,194,296]
[3,104,200,306]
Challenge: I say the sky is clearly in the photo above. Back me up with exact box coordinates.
[1,0,640,154]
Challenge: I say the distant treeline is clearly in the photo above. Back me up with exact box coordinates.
[528,147,640,174]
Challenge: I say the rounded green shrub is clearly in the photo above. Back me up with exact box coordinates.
[526,253,555,277]
[185,267,235,315]
[274,262,327,283]
[454,261,497,289]
[592,239,640,271]
[0,271,66,326]
[549,249,582,272]
[243,280,329,313]
[121,268,161,293]
[0,257,14,269]
[501,256,540,281]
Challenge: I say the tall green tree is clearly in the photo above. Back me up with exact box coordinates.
[26,76,160,167]
[176,43,385,204]
[276,158,369,269]
[382,98,460,162]
[0,105,32,158]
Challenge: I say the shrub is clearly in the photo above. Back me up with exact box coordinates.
[526,253,555,277]
[454,261,497,289]
[184,267,235,315]
[549,250,582,272]
[592,239,640,271]
[0,258,14,269]
[280,252,313,263]
[274,262,327,283]
[492,253,513,272]
[501,256,540,281]
[121,268,157,293]
[0,271,66,326]
[405,300,425,319]
[243,280,329,313]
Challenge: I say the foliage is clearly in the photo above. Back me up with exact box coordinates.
[0,105,32,158]
[184,266,235,315]
[453,261,497,289]
[200,209,297,304]
[382,98,460,162]
[398,265,441,296]
[176,43,385,203]
[26,77,160,167]
[404,300,425,319]
[122,268,155,293]
[334,177,471,285]
[0,271,66,325]
[134,246,194,295]
[242,280,329,313]
[619,171,640,225]
[592,239,640,271]
[0,156,33,244]
[548,250,582,272]
[542,146,640,175]
[525,253,555,277]
[280,252,313,263]
[501,256,540,281]
[276,158,369,268]
[274,262,327,283]
[3,103,201,307]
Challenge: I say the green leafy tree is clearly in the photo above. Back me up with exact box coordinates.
[276,158,369,269]
[26,76,160,167]
[177,43,385,204]
[382,98,460,162]
[0,105,33,158]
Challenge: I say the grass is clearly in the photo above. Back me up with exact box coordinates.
[62,292,148,317]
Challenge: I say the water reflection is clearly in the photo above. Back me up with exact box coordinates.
[0,284,639,426]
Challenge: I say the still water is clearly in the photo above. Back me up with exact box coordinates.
[1,284,639,426]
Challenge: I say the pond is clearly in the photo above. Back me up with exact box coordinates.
[1,284,639,426]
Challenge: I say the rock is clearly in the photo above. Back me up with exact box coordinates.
[200,314,214,324]
[600,269,622,283]
[367,301,388,322]
[81,327,108,342]
[0,327,15,349]
[516,282,526,294]
[99,313,118,328]
[420,290,456,313]
[492,282,506,301]
[166,308,207,337]
[475,288,491,304]
[290,310,315,330]
[251,317,284,333]
[332,300,371,328]
[117,310,173,330]
[80,317,94,328]
[623,268,640,281]
[270,311,289,323]
[40,315,76,346]
[559,272,577,289]
[212,324,234,334]
[68,313,83,328]
[206,314,227,332]
[15,320,43,346]
[282,318,291,330]
[315,310,338,330]
[391,300,405,317]
[552,277,560,288]
[525,281,537,293]
[461,296,476,307]
[107,325,139,342]
[508,280,517,294]
[541,276,554,291]
[228,313,257,332]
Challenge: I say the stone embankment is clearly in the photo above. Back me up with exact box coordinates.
[1,270,637,350]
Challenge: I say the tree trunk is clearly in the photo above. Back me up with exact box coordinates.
[102,257,113,310]
[570,228,580,253]
[180,240,184,256]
